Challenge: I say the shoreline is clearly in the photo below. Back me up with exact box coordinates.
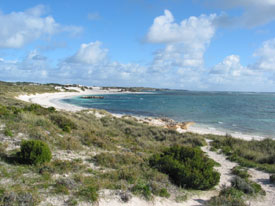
[17,87,267,141]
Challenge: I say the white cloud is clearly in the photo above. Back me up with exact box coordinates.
[147,10,216,73]
[206,53,275,91]
[0,50,49,81]
[210,55,244,77]
[209,0,275,27]
[252,38,275,71]
[0,5,82,48]
[67,41,108,65]
[146,10,216,44]
[56,42,148,86]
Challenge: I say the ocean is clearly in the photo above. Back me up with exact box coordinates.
[62,90,275,139]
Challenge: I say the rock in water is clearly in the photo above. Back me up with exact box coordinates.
[179,121,195,130]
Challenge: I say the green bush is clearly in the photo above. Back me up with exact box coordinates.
[149,146,220,190]
[17,140,52,165]
[270,174,275,184]
[50,114,77,132]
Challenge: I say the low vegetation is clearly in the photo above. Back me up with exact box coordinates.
[207,164,265,206]
[208,134,275,173]
[0,81,272,205]
[0,82,210,204]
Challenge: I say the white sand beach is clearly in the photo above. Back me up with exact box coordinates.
[17,86,132,112]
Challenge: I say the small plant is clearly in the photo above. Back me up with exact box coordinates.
[149,145,220,190]
[77,185,98,202]
[54,183,69,195]
[132,181,152,200]
[231,166,251,180]
[17,140,52,165]
[219,185,244,199]
[50,114,77,132]
[4,129,13,137]
[231,177,254,194]
[66,198,78,206]
[24,104,55,115]
[270,174,275,184]
[157,188,170,198]
[206,195,247,206]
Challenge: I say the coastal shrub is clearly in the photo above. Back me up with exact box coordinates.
[54,183,69,195]
[231,177,254,194]
[149,145,220,190]
[249,181,265,195]
[131,181,152,200]
[24,104,55,115]
[50,114,77,132]
[4,128,13,137]
[80,132,110,149]
[270,174,275,184]
[0,105,22,119]
[47,159,85,174]
[0,105,9,117]
[102,166,140,184]
[219,186,244,199]
[231,166,251,180]
[0,191,37,206]
[94,152,142,169]
[17,140,52,165]
[77,185,98,202]
[57,136,82,150]
[155,188,170,198]
[209,135,275,173]
[206,196,247,206]
[206,185,247,206]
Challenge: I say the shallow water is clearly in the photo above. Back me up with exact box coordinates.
[62,90,275,139]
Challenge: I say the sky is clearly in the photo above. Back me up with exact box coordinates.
[1,0,275,91]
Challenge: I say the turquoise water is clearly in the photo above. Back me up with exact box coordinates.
[62,91,275,138]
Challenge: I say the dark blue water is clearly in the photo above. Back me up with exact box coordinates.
[62,91,275,138]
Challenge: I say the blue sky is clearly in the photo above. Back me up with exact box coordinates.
[0,0,275,91]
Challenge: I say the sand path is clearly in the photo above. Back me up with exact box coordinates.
[247,169,275,206]
[202,140,275,206]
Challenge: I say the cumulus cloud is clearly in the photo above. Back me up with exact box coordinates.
[55,41,148,86]
[207,52,275,91]
[0,5,82,48]
[147,10,216,72]
[208,0,275,27]
[0,50,49,81]
[252,38,275,71]
[147,10,216,44]
[67,41,108,65]
[210,55,244,76]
